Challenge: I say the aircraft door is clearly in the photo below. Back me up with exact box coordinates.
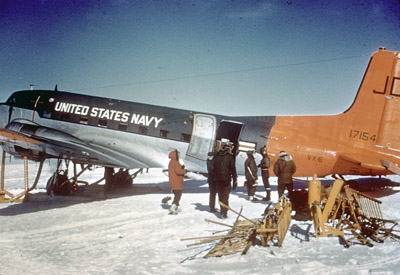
[186,114,217,161]
[215,120,243,155]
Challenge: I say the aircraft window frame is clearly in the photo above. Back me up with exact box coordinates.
[79,117,89,125]
[139,126,148,134]
[391,77,400,96]
[160,129,169,138]
[118,123,128,131]
[98,119,108,128]
[181,133,191,142]
[373,76,388,94]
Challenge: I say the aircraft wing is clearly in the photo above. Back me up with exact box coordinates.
[0,120,132,168]
[380,159,400,175]
[339,153,400,174]
[339,154,386,171]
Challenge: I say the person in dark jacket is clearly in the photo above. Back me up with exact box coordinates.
[273,151,296,198]
[168,150,187,214]
[258,146,271,201]
[244,150,258,201]
[213,144,237,218]
[207,151,217,212]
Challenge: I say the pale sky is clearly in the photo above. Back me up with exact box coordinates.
[1,0,399,115]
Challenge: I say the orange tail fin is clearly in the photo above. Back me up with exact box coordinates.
[344,47,400,149]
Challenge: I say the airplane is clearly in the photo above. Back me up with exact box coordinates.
[0,47,399,199]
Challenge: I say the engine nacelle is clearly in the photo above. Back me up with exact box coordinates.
[3,119,89,161]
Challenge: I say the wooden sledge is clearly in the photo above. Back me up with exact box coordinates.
[310,178,400,247]
[181,198,292,258]
[257,196,292,247]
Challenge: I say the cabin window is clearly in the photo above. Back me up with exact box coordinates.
[391,78,400,96]
[181,133,191,142]
[139,126,147,134]
[79,117,89,125]
[160,130,169,138]
[98,119,107,127]
[118,123,128,131]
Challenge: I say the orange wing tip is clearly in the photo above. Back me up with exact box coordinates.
[0,129,42,144]
[381,159,400,175]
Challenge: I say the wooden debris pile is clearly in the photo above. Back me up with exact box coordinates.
[310,178,400,247]
[181,197,292,258]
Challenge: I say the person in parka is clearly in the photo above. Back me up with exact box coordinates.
[273,151,296,198]
[207,151,217,212]
[213,144,237,219]
[244,150,258,201]
[258,145,271,201]
[168,150,187,214]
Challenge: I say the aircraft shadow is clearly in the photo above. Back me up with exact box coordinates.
[0,180,210,216]
[1,178,398,217]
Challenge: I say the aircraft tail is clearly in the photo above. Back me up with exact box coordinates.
[343,47,400,150]
[266,47,400,176]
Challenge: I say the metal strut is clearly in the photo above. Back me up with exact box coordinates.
[0,150,43,203]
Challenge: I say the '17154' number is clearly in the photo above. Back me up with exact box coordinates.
[349,130,376,142]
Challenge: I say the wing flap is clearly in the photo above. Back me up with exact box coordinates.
[339,154,386,171]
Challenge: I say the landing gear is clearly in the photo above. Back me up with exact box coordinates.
[45,159,141,196]
[46,171,73,196]
[103,167,135,194]
[46,159,92,196]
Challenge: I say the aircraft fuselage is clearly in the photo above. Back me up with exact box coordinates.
[0,89,275,175]
[1,48,400,178]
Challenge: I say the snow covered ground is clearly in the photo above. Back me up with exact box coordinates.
[0,161,400,275]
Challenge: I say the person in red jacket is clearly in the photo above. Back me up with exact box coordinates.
[168,150,187,214]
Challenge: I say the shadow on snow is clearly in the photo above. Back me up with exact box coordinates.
[0,177,399,218]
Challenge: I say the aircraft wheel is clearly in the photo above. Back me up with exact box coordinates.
[46,173,73,195]
[46,175,56,196]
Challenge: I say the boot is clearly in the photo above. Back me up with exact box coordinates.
[169,204,178,215]
[263,190,271,201]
